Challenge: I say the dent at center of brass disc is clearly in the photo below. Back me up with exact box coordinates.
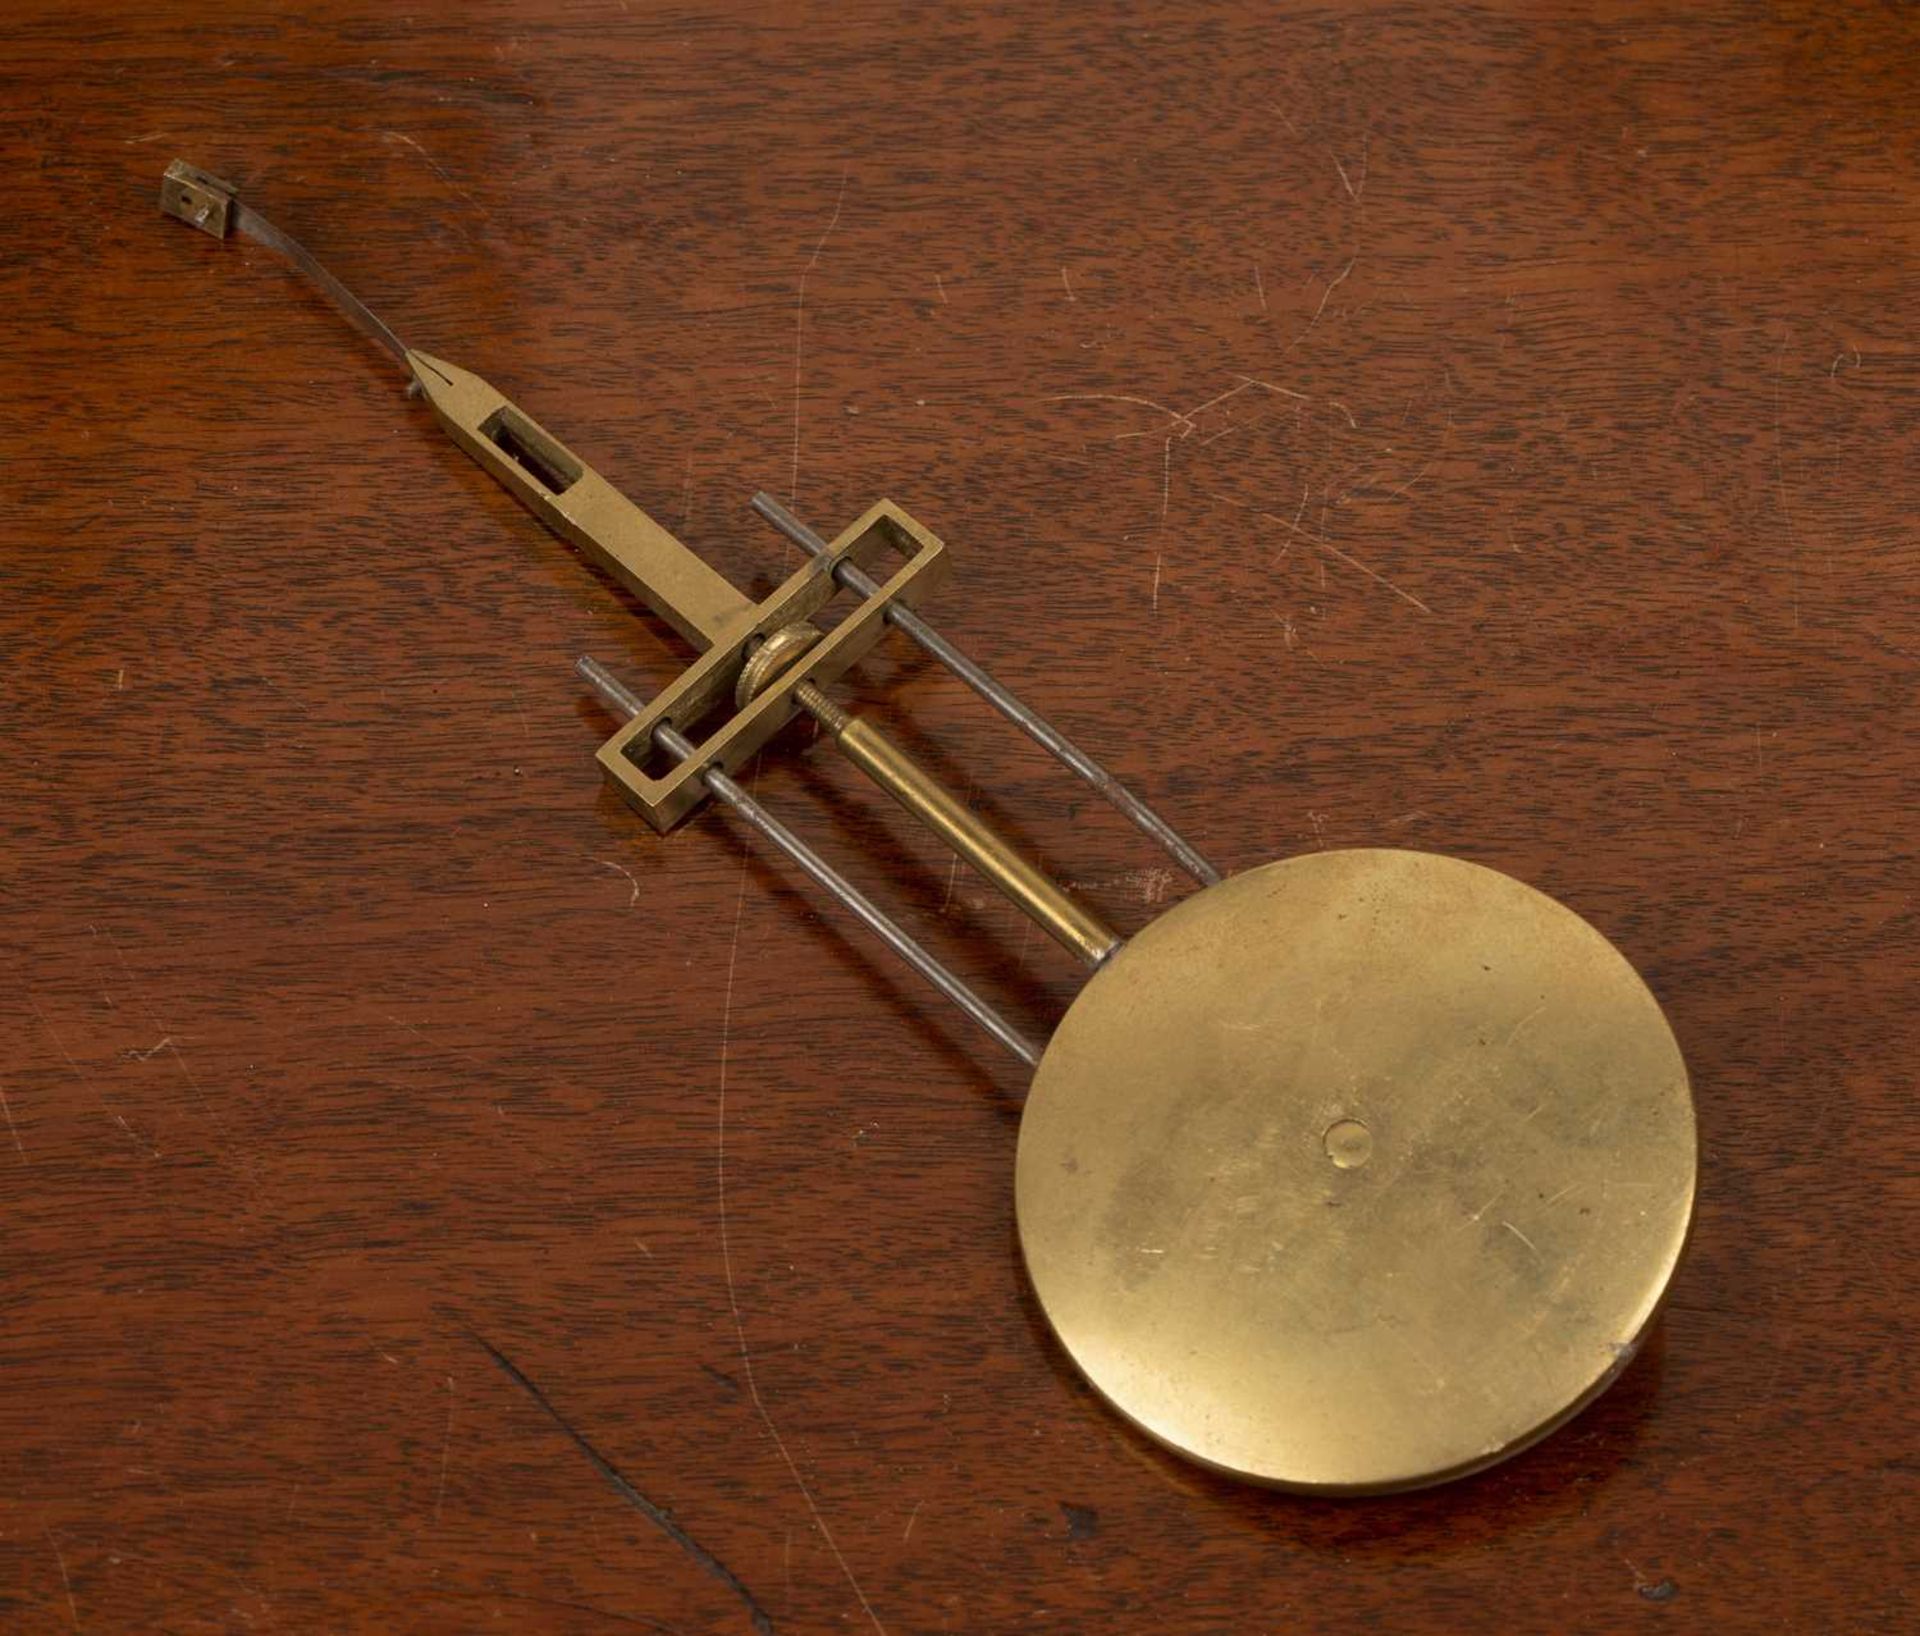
[1015,848,1695,1493]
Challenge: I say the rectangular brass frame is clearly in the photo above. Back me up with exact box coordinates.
[596,501,950,831]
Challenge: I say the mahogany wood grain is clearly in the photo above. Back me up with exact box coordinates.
[1,2,1914,1631]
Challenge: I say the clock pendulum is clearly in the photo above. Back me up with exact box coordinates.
[162,160,1695,1492]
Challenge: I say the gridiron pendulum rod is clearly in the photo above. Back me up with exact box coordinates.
[576,657,1042,1067]
[750,491,1221,888]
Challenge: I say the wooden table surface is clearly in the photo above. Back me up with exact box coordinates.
[3,2,1915,1630]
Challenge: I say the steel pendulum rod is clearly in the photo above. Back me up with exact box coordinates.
[749,492,1222,888]
[576,657,1043,1068]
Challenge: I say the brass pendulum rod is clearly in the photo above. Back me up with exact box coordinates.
[793,685,1120,969]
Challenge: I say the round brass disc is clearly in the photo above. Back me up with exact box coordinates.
[1016,849,1695,1493]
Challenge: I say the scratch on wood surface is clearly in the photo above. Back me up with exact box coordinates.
[1333,132,1370,200]
[477,1338,774,1634]
[592,856,642,908]
[1045,391,1195,432]
[1207,375,1311,410]
[1289,256,1357,350]
[159,1041,241,1168]
[1245,508,1434,614]
[902,1500,924,1542]
[26,993,151,1152]
[1383,455,1434,501]
[1266,99,1303,138]
[790,170,851,504]
[713,839,889,1634]
[0,1074,23,1158]
[381,130,493,223]
[1060,265,1077,302]
[113,1114,161,1160]
[1047,376,1310,525]
[1316,536,1431,613]
[1016,912,1036,966]
[90,928,253,1186]
[47,1530,77,1628]
[1254,264,1268,312]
